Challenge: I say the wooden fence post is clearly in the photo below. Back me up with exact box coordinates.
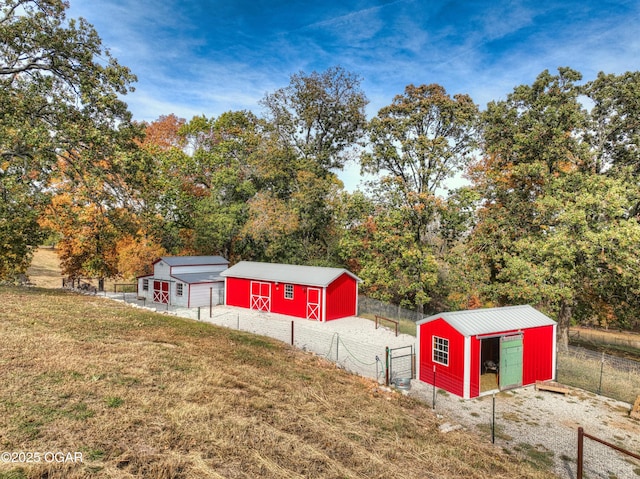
[577,427,584,479]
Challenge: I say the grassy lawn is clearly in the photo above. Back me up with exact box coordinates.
[0,286,556,478]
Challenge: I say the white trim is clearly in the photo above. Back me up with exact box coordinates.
[416,326,421,381]
[322,288,327,322]
[463,336,471,399]
[432,336,449,366]
[551,324,557,380]
[306,287,321,320]
[284,283,294,300]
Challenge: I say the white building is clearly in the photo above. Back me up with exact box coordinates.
[137,256,229,308]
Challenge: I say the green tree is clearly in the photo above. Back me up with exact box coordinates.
[359,84,479,313]
[469,68,640,347]
[0,0,137,280]
[248,67,368,265]
[470,68,586,348]
[261,66,368,173]
[190,111,264,260]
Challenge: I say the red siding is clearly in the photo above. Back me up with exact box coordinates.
[225,272,357,321]
[326,273,357,320]
[225,277,251,309]
[419,318,466,398]
[522,325,555,385]
[469,337,481,398]
[271,282,311,318]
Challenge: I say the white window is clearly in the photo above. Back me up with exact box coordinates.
[433,336,449,366]
[284,284,294,299]
[176,283,183,297]
[142,279,149,291]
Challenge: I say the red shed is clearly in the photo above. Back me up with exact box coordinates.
[417,305,557,399]
[220,261,361,321]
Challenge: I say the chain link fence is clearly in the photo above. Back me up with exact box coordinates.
[358,295,422,322]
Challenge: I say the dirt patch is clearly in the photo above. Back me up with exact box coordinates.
[27,247,63,288]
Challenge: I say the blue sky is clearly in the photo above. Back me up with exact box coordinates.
[68,0,640,191]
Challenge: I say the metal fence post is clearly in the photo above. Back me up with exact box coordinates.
[598,352,604,394]
[491,393,496,444]
[432,366,436,409]
[385,347,390,386]
[291,320,294,346]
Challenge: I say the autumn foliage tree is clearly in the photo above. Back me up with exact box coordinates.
[0,0,137,281]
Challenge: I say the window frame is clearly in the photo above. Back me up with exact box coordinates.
[176,283,183,297]
[284,283,294,300]
[142,279,149,291]
[432,336,449,366]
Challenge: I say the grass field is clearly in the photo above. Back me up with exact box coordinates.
[0,283,557,478]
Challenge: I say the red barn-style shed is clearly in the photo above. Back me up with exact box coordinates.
[417,305,557,399]
[220,261,361,321]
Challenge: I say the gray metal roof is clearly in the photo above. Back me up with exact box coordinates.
[219,261,361,287]
[417,305,556,337]
[159,256,228,267]
[171,272,224,284]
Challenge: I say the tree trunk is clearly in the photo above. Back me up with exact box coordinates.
[556,300,572,351]
[98,278,105,292]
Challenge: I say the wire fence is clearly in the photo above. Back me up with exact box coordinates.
[557,346,640,405]
[358,295,422,322]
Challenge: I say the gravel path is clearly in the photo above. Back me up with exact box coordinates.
[114,296,640,479]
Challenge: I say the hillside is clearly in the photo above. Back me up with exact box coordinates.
[0,285,555,479]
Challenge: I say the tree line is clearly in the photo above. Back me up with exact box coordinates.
[2,1,640,347]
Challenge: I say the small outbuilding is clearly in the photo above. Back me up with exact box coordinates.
[417,305,557,399]
[220,261,361,321]
[137,256,229,308]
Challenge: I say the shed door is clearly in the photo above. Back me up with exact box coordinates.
[306,288,321,320]
[250,281,271,312]
[153,281,169,304]
[499,334,523,390]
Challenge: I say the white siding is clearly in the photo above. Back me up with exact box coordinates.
[154,261,171,280]
[190,283,224,308]
[172,264,227,275]
[171,282,187,307]
[137,277,153,302]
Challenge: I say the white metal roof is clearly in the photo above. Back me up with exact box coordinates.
[158,256,228,267]
[417,305,556,337]
[219,261,361,287]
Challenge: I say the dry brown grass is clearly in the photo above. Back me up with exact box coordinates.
[0,286,557,478]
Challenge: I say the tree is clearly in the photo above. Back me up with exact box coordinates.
[469,68,640,347]
[469,68,587,348]
[359,84,479,312]
[0,0,137,280]
[582,71,640,175]
[190,111,263,260]
[261,66,368,173]
[246,67,368,265]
